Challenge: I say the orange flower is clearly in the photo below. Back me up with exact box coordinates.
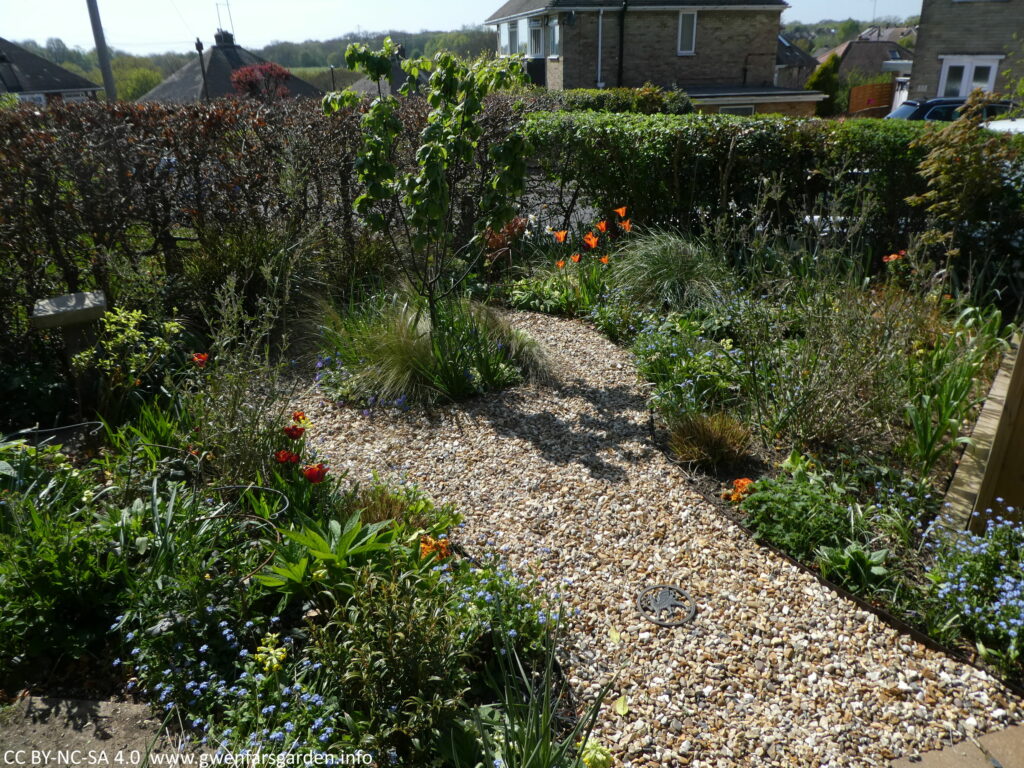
[599,255,610,264]
[583,232,599,250]
[556,259,566,269]
[420,535,453,560]
[553,230,568,243]
[283,425,305,440]
[302,463,329,484]
[570,253,581,263]
[882,253,903,263]
[191,352,209,368]
[291,410,306,423]
[723,477,754,503]
[596,220,608,233]
[619,219,633,233]
[613,206,627,218]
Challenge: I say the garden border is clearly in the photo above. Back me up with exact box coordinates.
[655,443,1024,700]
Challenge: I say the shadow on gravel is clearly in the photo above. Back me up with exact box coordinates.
[478,379,651,482]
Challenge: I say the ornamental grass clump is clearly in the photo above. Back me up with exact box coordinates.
[319,292,547,406]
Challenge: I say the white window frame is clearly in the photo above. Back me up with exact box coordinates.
[528,19,544,59]
[677,12,696,56]
[508,22,519,57]
[547,17,561,59]
[937,55,1002,98]
[499,23,510,56]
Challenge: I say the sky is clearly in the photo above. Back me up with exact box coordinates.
[4,0,925,55]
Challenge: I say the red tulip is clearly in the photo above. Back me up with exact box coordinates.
[302,463,329,484]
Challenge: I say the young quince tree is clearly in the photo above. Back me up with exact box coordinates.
[323,39,529,332]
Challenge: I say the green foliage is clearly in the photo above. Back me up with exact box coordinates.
[0,93,18,110]
[0,440,121,689]
[71,307,183,421]
[741,453,866,562]
[509,257,611,317]
[909,92,1024,303]
[117,68,162,100]
[805,54,841,117]
[817,542,891,596]
[538,84,692,115]
[901,306,1011,476]
[312,569,476,764]
[319,293,546,405]
[450,617,610,768]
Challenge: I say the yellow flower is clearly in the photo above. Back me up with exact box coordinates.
[254,633,288,674]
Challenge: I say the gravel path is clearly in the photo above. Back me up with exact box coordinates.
[299,311,1021,768]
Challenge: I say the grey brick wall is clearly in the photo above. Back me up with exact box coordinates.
[911,0,1024,97]
[546,9,780,90]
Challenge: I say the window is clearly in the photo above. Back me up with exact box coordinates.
[508,22,519,57]
[499,24,510,56]
[517,19,529,54]
[547,17,561,58]
[529,19,544,58]
[719,105,754,116]
[938,55,1001,98]
[677,12,696,55]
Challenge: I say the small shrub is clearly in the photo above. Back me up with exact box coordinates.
[667,411,750,468]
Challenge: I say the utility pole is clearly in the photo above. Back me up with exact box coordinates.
[85,0,117,101]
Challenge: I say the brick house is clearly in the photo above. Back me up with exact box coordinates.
[484,0,826,115]
[911,0,1024,99]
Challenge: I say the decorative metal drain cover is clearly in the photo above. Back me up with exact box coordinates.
[637,584,696,627]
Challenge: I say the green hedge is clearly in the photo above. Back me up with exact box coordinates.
[524,112,933,252]
[516,84,692,115]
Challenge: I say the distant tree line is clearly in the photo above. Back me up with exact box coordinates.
[15,26,496,101]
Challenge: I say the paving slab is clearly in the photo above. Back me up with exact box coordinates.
[892,724,1024,768]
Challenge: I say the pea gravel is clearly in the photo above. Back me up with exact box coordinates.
[298,310,1021,767]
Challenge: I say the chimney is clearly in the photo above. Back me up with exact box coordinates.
[214,29,235,47]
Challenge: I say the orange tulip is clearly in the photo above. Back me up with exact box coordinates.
[583,232,599,250]
[596,220,608,233]
[556,259,566,269]
[613,206,627,218]
[620,219,632,233]
[570,253,581,263]
[599,255,610,264]
[553,230,568,243]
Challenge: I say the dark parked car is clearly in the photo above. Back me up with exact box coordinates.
[885,97,1013,121]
